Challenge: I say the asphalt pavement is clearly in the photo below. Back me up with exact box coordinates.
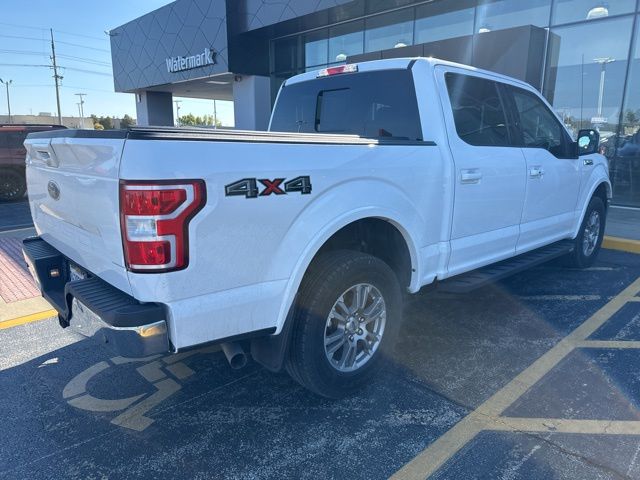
[2,248,640,479]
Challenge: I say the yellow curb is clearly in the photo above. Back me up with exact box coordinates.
[0,309,57,330]
[603,236,640,254]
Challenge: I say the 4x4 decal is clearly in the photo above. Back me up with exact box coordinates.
[225,176,312,198]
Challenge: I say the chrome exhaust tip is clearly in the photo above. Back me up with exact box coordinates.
[220,342,247,369]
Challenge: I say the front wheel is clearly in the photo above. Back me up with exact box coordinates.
[286,250,403,398]
[566,196,606,268]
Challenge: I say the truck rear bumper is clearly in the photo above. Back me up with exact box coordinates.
[22,236,169,357]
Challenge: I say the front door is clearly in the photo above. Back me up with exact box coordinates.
[506,86,581,253]
[437,68,527,276]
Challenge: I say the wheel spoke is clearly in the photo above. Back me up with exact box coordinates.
[339,342,355,368]
[336,299,351,315]
[356,284,371,311]
[330,309,347,323]
[363,295,383,317]
[326,336,347,356]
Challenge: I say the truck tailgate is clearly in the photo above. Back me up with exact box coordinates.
[24,132,131,295]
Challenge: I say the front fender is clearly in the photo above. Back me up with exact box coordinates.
[572,160,611,238]
[267,178,425,333]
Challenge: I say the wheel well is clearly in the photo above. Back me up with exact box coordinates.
[313,218,412,289]
[593,182,609,210]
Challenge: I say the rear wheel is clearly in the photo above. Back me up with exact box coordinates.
[566,196,606,268]
[0,169,26,201]
[286,250,402,398]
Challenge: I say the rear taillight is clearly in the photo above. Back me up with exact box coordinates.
[119,180,206,273]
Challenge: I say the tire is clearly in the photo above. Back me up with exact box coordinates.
[566,196,606,269]
[285,250,403,398]
[0,169,26,201]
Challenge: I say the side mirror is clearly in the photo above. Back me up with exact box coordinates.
[577,129,600,156]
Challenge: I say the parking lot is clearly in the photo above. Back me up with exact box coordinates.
[2,200,640,479]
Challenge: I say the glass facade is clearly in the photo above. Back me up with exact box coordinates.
[271,0,640,206]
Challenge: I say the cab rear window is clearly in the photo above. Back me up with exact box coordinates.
[270,69,423,141]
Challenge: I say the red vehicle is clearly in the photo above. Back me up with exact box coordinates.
[0,124,67,201]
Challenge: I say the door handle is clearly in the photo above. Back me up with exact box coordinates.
[460,169,482,184]
[583,158,594,166]
[529,166,544,178]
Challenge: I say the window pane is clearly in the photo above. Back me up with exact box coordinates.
[271,70,422,140]
[415,3,475,43]
[611,16,640,207]
[273,36,299,74]
[511,87,566,157]
[316,89,350,133]
[544,17,633,138]
[364,9,414,53]
[552,0,636,25]
[329,21,364,64]
[304,30,328,68]
[445,73,510,147]
[475,0,551,33]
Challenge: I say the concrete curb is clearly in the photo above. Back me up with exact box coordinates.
[603,236,640,254]
[0,309,57,329]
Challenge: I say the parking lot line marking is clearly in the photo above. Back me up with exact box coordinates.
[392,276,640,480]
[517,295,602,301]
[0,309,57,330]
[489,418,640,435]
[603,236,640,254]
[576,340,640,349]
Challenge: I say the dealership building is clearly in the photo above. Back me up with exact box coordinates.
[110,0,640,207]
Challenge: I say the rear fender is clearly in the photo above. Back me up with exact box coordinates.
[267,179,424,334]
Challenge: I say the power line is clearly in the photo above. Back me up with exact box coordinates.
[0,49,49,57]
[0,34,111,54]
[0,33,48,42]
[0,63,51,68]
[57,54,111,67]
[55,40,110,53]
[61,66,112,77]
[0,22,108,43]
[54,29,108,43]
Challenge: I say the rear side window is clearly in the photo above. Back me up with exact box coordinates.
[509,87,570,158]
[445,73,510,147]
[270,69,422,141]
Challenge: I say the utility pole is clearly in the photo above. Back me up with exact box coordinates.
[76,102,82,127]
[50,29,63,125]
[174,100,182,126]
[213,99,218,128]
[0,79,12,123]
[75,93,86,128]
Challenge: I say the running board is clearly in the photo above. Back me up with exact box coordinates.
[438,240,574,293]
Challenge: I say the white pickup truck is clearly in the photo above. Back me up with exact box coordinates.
[23,58,610,397]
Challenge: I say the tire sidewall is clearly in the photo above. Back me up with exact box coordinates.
[574,197,606,268]
[294,253,402,396]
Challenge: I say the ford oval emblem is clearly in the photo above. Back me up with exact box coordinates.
[47,181,60,200]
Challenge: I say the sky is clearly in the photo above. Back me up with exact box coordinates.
[0,0,234,125]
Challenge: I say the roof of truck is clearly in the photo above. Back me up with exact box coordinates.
[284,56,533,92]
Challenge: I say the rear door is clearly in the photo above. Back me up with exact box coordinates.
[505,85,581,253]
[436,67,527,276]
